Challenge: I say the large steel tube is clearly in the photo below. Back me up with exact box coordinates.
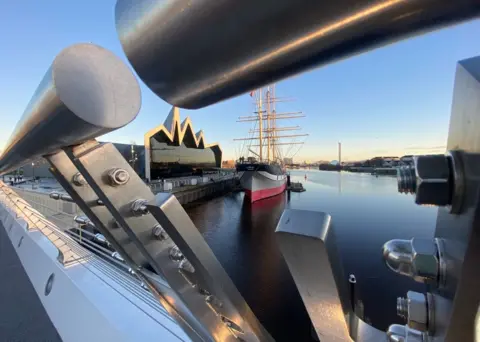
[0,43,141,175]
[115,0,480,109]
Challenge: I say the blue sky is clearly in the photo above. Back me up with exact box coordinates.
[1,1,479,162]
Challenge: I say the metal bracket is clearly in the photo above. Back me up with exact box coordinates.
[46,141,272,342]
[147,193,274,341]
[275,208,386,341]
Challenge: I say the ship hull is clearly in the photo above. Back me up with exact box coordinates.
[237,164,286,202]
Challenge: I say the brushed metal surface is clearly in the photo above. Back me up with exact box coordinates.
[276,208,372,341]
[434,56,480,341]
[148,193,274,341]
[0,43,141,175]
[65,142,213,342]
[115,0,480,109]
[46,146,150,270]
[66,142,272,341]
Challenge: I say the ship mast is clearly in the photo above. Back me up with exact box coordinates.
[271,85,276,162]
[258,88,263,161]
[266,87,271,162]
[235,85,307,163]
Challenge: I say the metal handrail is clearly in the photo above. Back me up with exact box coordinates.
[115,0,480,109]
[0,43,141,176]
[1,182,174,289]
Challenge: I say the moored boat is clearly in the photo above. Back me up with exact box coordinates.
[236,162,286,202]
[234,85,306,202]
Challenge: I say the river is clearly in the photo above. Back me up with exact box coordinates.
[185,169,437,341]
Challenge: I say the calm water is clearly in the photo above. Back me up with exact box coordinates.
[185,170,437,341]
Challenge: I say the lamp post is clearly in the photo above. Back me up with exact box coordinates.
[31,162,35,188]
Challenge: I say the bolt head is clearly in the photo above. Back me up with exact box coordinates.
[411,238,438,283]
[108,168,130,186]
[169,246,184,261]
[414,155,451,206]
[72,173,86,186]
[112,251,125,262]
[152,224,168,240]
[116,170,129,182]
[49,193,60,200]
[131,199,148,216]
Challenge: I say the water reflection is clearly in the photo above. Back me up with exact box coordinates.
[186,170,438,341]
[186,191,313,341]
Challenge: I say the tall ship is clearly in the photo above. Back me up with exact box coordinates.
[235,85,307,202]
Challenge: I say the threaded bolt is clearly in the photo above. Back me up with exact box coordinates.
[397,166,416,194]
[397,297,408,319]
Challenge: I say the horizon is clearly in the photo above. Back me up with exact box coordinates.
[1,1,479,163]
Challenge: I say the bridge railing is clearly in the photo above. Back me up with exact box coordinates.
[0,181,189,341]
[0,41,272,341]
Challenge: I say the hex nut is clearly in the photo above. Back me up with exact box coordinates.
[411,238,439,283]
[406,291,428,332]
[414,155,451,206]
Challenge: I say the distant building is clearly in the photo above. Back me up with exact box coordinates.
[144,107,222,181]
[283,157,293,165]
[18,107,223,181]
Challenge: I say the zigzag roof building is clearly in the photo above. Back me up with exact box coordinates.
[144,107,222,181]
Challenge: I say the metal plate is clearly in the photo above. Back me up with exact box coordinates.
[67,142,270,341]
[276,209,352,341]
[147,193,274,342]
[434,56,480,341]
[46,145,147,269]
